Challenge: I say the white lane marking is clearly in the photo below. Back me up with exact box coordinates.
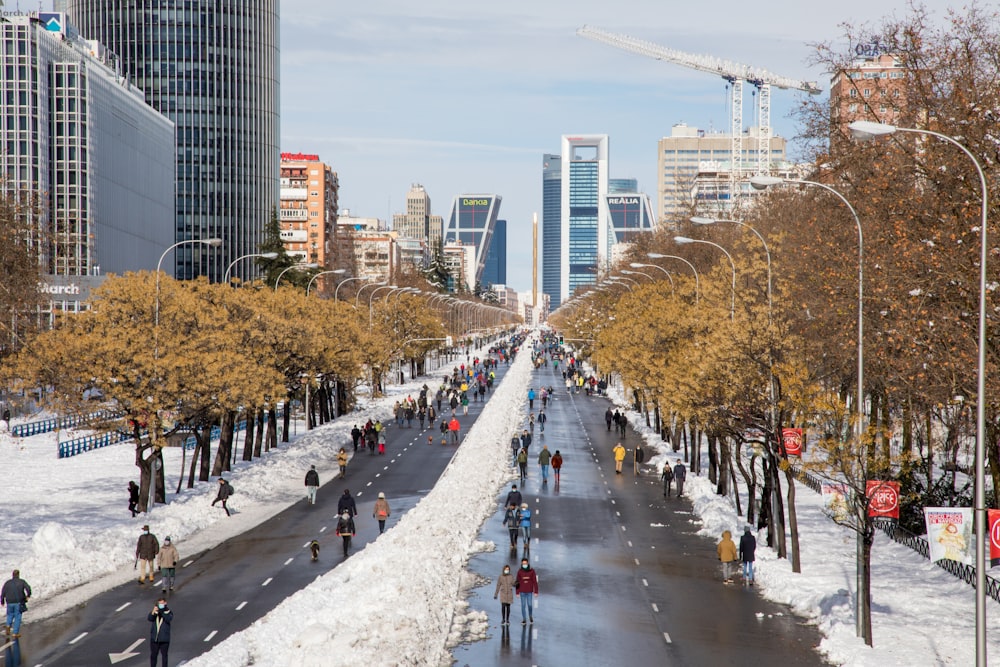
[664,632,673,644]
[366,481,372,487]
[621,526,627,531]
[236,601,248,610]
[610,499,616,505]
[628,541,633,547]
[384,466,389,470]
[302,541,311,548]
[616,511,621,517]
[69,632,88,644]
[204,630,218,642]
[183,560,194,568]
[320,526,327,533]
[652,603,659,612]
[642,578,648,587]
[391,458,397,463]
[634,558,640,566]
[115,602,131,612]
[262,577,273,587]
[283,557,293,566]
[375,473,381,478]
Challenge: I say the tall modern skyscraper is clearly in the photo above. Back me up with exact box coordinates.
[392,183,444,259]
[57,0,281,282]
[444,194,501,289]
[1,13,174,318]
[541,153,562,307]
[481,219,507,288]
[560,135,609,305]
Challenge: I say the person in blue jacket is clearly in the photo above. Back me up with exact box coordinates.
[519,503,533,546]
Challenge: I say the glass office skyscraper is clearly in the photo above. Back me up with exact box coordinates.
[560,135,609,305]
[481,219,506,288]
[541,153,562,307]
[444,194,501,288]
[56,0,280,281]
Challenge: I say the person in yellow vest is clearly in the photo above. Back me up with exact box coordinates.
[612,442,626,474]
[717,530,739,584]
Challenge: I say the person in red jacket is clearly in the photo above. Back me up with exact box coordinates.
[514,558,538,624]
[448,417,461,444]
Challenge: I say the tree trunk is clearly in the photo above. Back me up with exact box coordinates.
[707,432,719,485]
[735,449,756,525]
[214,411,234,476]
[266,407,278,451]
[783,466,801,573]
[859,517,874,645]
[254,407,265,457]
[187,436,201,489]
[153,448,166,504]
[714,435,729,496]
[242,410,255,461]
[282,395,291,443]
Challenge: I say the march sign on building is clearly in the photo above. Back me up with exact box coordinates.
[924,507,973,565]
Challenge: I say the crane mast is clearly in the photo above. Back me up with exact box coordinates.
[577,25,821,198]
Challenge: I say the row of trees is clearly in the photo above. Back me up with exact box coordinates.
[552,4,1000,646]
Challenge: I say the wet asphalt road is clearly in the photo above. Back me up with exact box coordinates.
[452,360,830,667]
[9,361,509,667]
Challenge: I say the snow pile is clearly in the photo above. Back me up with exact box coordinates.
[184,345,533,667]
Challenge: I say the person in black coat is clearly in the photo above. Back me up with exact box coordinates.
[337,489,357,517]
[127,481,140,517]
[739,525,757,585]
[504,484,522,510]
[147,597,173,667]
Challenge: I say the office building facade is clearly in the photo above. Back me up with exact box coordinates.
[57,0,281,283]
[541,153,562,307]
[481,219,507,288]
[560,135,609,306]
[443,194,501,289]
[392,184,444,260]
[0,13,174,316]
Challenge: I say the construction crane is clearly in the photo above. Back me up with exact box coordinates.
[577,25,821,190]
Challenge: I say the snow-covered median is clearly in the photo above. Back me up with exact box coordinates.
[184,345,532,666]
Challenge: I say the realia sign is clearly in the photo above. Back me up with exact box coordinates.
[866,480,900,519]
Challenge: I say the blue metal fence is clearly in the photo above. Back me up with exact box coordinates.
[57,418,255,458]
[14,410,118,438]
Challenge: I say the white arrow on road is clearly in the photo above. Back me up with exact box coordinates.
[109,638,144,664]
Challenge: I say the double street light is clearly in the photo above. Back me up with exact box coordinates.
[273,263,319,291]
[692,216,772,315]
[222,252,279,285]
[646,253,700,304]
[305,269,347,296]
[674,236,735,319]
[154,238,223,357]
[848,119,990,664]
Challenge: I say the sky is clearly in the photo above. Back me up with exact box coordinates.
[4,334,998,665]
[278,0,938,293]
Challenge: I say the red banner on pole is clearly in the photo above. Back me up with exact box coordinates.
[866,480,900,519]
[988,510,1000,560]
[781,428,803,456]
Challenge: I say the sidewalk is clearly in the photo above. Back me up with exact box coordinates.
[453,360,828,666]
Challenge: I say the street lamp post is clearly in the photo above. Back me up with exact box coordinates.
[305,269,347,296]
[848,119,990,663]
[646,253,700,304]
[368,285,399,330]
[692,216,772,315]
[223,252,279,285]
[356,281,390,308]
[623,267,673,289]
[273,263,319,291]
[155,238,223,357]
[334,276,370,301]
[674,236,736,319]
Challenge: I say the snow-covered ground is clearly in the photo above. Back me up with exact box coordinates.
[3,333,999,665]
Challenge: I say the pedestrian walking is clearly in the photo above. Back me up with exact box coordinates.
[514,558,538,625]
[336,511,356,556]
[147,597,173,667]
[305,464,320,504]
[520,429,532,452]
[503,503,521,548]
[605,408,613,431]
[212,477,233,516]
[505,484,522,510]
[448,416,461,444]
[633,442,645,475]
[127,481,140,517]
[613,442,626,474]
[673,459,687,496]
[519,503,533,546]
[1,570,31,639]
[157,537,179,593]
[351,424,362,452]
[527,388,535,410]
[537,445,552,482]
[661,464,674,497]
[510,434,521,465]
[135,525,160,584]
[717,530,738,583]
[739,525,757,585]
[373,492,391,534]
[337,488,357,518]
[517,447,529,481]
[551,450,563,482]
[537,409,547,434]
[337,448,349,477]
[494,564,516,626]
[618,413,628,438]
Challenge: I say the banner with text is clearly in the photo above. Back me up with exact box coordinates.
[866,480,900,519]
[821,482,851,522]
[989,510,1000,560]
[925,507,973,565]
[781,428,803,456]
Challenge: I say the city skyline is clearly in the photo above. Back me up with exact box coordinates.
[279,0,927,292]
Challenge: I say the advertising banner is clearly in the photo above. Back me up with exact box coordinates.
[925,507,973,564]
[866,480,900,519]
[989,510,1000,560]
[781,428,803,456]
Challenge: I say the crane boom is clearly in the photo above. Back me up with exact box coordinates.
[577,25,821,93]
[577,25,821,189]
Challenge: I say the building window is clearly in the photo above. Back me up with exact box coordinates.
[863,89,871,97]
[849,89,857,98]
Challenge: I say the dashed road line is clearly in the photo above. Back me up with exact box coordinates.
[69,632,88,644]
[652,603,659,612]
[182,560,194,567]
[236,601,248,610]
[204,630,218,642]
[664,632,673,644]
[283,557,293,566]
[642,578,648,587]
[319,526,327,533]
[262,577,273,587]
[115,602,131,613]
[634,558,640,566]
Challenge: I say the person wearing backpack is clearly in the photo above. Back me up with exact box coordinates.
[373,492,391,534]
[661,463,675,497]
[335,512,356,556]
[633,443,646,476]
[212,477,233,516]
